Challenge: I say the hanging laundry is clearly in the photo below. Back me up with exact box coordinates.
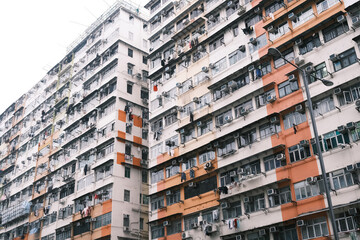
[153,85,158,92]
[94,194,99,200]
[255,68,262,79]
[233,218,238,228]
[218,186,228,194]
[181,172,186,182]
[161,59,166,66]
[212,209,219,221]
[124,105,130,113]
[84,164,88,175]
[190,169,195,179]
[170,149,175,156]
[269,12,275,20]
[189,111,194,122]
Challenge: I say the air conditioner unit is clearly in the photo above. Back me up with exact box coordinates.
[209,63,215,69]
[240,107,249,116]
[248,65,255,71]
[233,132,240,138]
[337,125,347,133]
[236,235,244,240]
[295,104,304,113]
[305,65,314,73]
[346,164,355,172]
[229,170,237,177]
[288,12,297,21]
[191,222,199,229]
[254,6,260,13]
[182,232,191,239]
[267,189,278,196]
[337,15,346,23]
[346,122,356,130]
[178,106,185,112]
[295,38,303,45]
[276,153,285,161]
[288,74,296,82]
[238,6,246,15]
[270,116,279,124]
[295,57,305,66]
[221,202,230,209]
[297,220,305,227]
[205,224,217,233]
[224,115,233,123]
[355,162,360,169]
[189,182,197,187]
[267,25,277,33]
[243,197,251,203]
[330,54,339,62]
[259,229,266,236]
[166,190,173,196]
[124,226,130,232]
[267,95,276,103]
[171,160,177,165]
[353,17,360,28]
[193,97,200,103]
[249,37,257,45]
[306,176,317,184]
[270,226,279,233]
[204,161,213,170]
[202,66,209,73]
[163,221,170,226]
[348,208,358,215]
[334,88,342,95]
[300,140,309,147]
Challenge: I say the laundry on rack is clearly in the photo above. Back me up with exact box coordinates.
[212,209,219,221]
[190,169,195,179]
[181,172,186,182]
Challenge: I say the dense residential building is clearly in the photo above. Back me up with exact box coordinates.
[0,1,150,240]
[145,0,360,239]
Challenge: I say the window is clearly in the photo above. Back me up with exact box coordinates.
[143,55,147,64]
[184,214,199,231]
[179,78,193,95]
[278,79,299,98]
[193,71,209,86]
[269,22,289,41]
[209,35,224,52]
[164,113,177,127]
[309,62,328,84]
[299,34,321,55]
[142,170,148,183]
[255,89,276,108]
[184,176,217,199]
[283,111,307,130]
[331,168,354,190]
[151,57,161,69]
[289,144,311,163]
[180,128,195,144]
[123,214,130,227]
[350,121,360,142]
[265,0,283,16]
[151,143,163,159]
[125,167,131,178]
[140,218,144,230]
[165,135,178,153]
[180,102,194,119]
[223,201,242,219]
[294,180,320,200]
[249,34,268,53]
[259,122,281,139]
[151,97,162,110]
[229,48,246,65]
[273,225,298,240]
[166,190,180,206]
[263,153,286,171]
[323,22,349,43]
[207,13,220,29]
[313,96,335,117]
[127,82,133,94]
[268,186,292,207]
[220,168,239,187]
[215,110,233,127]
[128,48,133,57]
[197,119,212,136]
[335,212,356,233]
[333,48,358,72]
[323,130,350,151]
[211,57,227,75]
[151,196,164,211]
[182,156,197,170]
[234,100,254,118]
[337,82,360,106]
[217,139,236,157]
[151,169,164,184]
[244,194,265,213]
[292,7,314,28]
[166,165,180,178]
[124,189,130,202]
[238,128,257,148]
[301,217,329,239]
[245,14,261,27]
[273,48,294,68]
[141,88,149,99]
[195,93,211,110]
[317,0,340,14]
[167,219,182,235]
[151,224,164,239]
[232,25,239,37]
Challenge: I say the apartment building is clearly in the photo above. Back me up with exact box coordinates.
[0,1,150,240]
[145,0,360,239]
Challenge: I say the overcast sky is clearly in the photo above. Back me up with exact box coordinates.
[0,0,148,114]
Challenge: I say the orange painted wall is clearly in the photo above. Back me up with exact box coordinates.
[118,110,126,122]
[133,115,143,128]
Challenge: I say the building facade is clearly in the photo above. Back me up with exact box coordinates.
[145,0,360,239]
[0,1,150,240]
